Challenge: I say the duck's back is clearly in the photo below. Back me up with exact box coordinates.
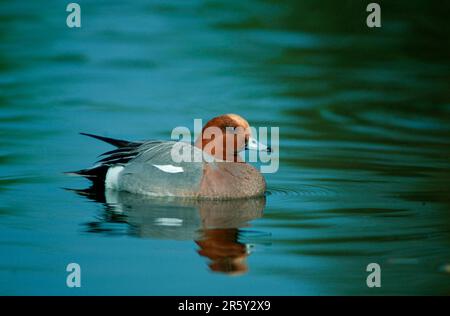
[111,141,204,197]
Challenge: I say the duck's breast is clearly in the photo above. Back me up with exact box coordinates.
[199,162,266,199]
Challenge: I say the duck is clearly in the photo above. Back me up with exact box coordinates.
[70,114,271,199]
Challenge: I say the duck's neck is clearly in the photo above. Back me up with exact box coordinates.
[195,138,242,162]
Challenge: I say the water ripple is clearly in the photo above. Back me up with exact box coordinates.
[267,184,337,200]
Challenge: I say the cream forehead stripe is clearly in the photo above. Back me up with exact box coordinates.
[225,114,249,128]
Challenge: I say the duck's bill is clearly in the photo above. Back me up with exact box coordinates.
[245,137,272,152]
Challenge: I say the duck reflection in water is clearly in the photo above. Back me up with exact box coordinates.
[73,187,265,275]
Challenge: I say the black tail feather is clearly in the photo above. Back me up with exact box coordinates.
[66,165,109,189]
[80,132,133,148]
[67,133,142,190]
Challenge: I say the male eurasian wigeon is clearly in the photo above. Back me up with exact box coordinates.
[72,114,270,199]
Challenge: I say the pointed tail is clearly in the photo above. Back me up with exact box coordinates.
[80,132,133,148]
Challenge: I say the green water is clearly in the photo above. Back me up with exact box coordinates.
[0,0,449,295]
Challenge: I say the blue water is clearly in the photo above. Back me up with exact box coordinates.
[1,0,449,295]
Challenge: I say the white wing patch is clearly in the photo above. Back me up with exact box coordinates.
[154,217,183,227]
[152,164,184,173]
